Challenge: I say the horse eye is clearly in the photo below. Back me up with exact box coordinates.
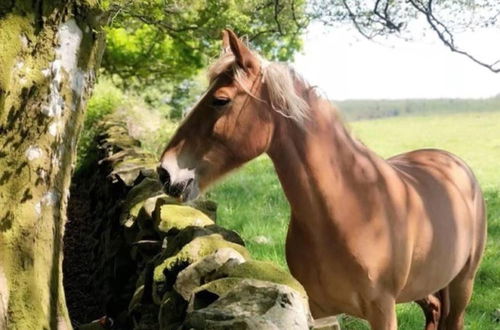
[212,97,231,107]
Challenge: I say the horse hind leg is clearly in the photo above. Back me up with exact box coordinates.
[443,269,476,330]
[444,195,486,330]
[415,288,449,330]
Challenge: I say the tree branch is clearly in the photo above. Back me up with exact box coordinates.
[274,0,284,35]
[341,0,377,39]
[408,0,500,73]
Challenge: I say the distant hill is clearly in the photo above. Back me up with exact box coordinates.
[334,96,500,121]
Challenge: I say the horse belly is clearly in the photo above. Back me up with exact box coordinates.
[396,205,474,302]
[390,149,483,302]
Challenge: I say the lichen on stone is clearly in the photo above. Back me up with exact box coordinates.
[153,234,250,285]
[119,177,164,227]
[218,260,307,300]
[155,204,214,234]
[184,279,312,330]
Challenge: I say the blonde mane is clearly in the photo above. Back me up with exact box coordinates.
[207,51,310,125]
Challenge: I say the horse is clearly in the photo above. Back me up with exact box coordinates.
[157,30,487,329]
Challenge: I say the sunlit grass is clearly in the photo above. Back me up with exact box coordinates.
[207,111,500,329]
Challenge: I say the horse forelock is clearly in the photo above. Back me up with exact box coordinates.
[207,51,314,126]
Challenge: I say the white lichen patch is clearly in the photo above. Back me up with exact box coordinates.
[26,146,43,161]
[51,145,64,169]
[42,190,60,206]
[41,67,64,117]
[41,68,51,77]
[48,121,60,136]
[56,19,87,97]
[0,265,9,328]
[72,70,86,98]
[34,201,41,216]
[13,61,29,86]
[36,168,47,181]
[20,34,28,48]
[15,61,24,70]
[42,19,86,117]
[56,19,82,78]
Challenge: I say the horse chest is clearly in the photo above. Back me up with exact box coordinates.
[285,221,385,316]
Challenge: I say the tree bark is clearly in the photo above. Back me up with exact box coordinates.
[0,1,106,329]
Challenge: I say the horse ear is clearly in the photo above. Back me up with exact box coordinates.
[223,29,259,75]
[222,30,231,53]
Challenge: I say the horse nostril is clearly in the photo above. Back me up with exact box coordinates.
[157,166,170,187]
[168,183,184,198]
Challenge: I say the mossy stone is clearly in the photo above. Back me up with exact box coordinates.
[183,279,311,330]
[222,260,307,300]
[188,277,245,311]
[119,177,163,227]
[154,234,250,282]
[174,247,246,300]
[156,204,214,234]
[163,225,245,258]
[109,157,158,186]
[158,290,187,330]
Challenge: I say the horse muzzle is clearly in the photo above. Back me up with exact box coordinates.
[157,165,199,202]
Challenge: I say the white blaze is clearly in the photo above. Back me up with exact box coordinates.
[160,153,195,184]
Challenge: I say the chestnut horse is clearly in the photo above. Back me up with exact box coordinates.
[157,30,486,329]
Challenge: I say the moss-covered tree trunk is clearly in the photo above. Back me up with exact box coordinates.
[0,1,106,329]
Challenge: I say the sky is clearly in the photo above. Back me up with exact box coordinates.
[293,23,500,100]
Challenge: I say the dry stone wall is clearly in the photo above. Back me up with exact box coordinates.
[64,117,339,329]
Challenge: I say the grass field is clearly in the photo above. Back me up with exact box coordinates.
[207,111,500,329]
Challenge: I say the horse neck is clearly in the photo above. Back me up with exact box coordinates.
[267,95,385,232]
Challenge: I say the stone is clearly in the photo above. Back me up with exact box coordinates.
[312,316,341,330]
[158,290,187,330]
[153,234,250,303]
[163,225,245,258]
[128,284,144,313]
[119,177,163,227]
[155,204,214,234]
[493,308,500,323]
[188,277,246,312]
[174,247,246,300]
[183,279,311,330]
[108,155,158,186]
[210,259,307,302]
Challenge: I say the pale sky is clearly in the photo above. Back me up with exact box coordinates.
[293,23,500,100]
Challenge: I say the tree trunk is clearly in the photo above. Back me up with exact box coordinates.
[0,1,106,329]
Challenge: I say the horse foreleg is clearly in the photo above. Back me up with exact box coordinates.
[366,298,397,330]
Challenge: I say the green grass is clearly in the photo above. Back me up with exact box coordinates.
[207,111,500,329]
